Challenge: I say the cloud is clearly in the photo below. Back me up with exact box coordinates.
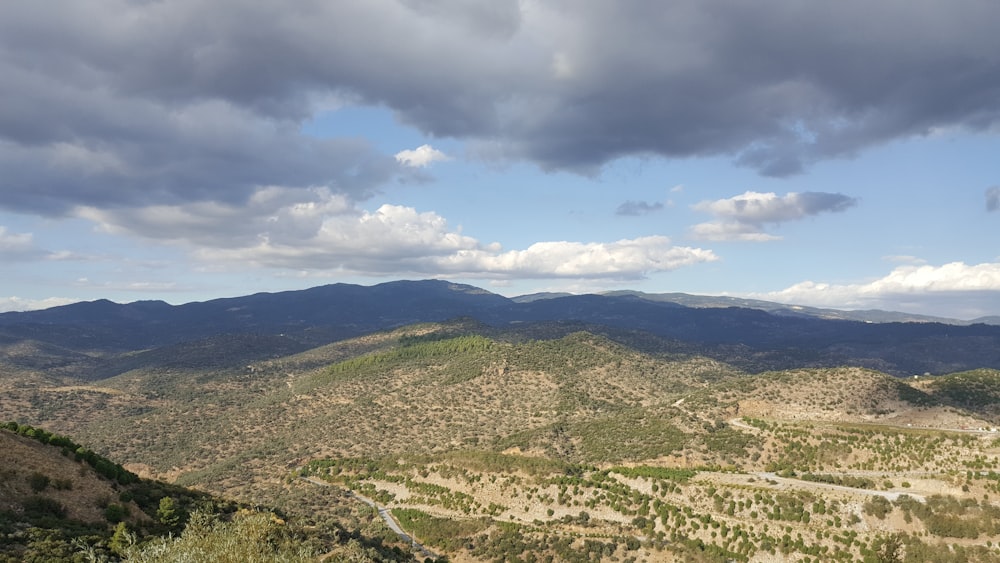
[197,207,718,279]
[0,296,79,313]
[70,278,187,294]
[0,226,49,260]
[434,236,718,279]
[0,226,37,255]
[473,2,1000,175]
[395,144,451,167]
[0,0,998,224]
[616,200,665,216]
[77,186,356,248]
[988,186,1000,212]
[688,221,781,242]
[690,191,857,241]
[0,95,410,216]
[756,261,1000,319]
[78,187,716,279]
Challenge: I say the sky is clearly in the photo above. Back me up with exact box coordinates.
[1,0,999,319]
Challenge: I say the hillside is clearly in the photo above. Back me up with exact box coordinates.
[0,424,425,562]
[0,424,162,561]
[0,427,145,527]
[6,316,1000,561]
[916,369,1000,423]
[4,325,739,484]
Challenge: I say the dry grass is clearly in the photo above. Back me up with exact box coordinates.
[0,430,147,524]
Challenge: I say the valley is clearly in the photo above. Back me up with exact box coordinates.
[4,283,1000,561]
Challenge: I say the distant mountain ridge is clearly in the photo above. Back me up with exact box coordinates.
[2,279,999,377]
[0,281,513,350]
[568,289,982,325]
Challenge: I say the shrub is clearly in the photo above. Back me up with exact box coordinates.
[52,478,73,491]
[28,472,50,492]
[105,503,129,523]
[863,497,892,520]
[23,495,66,519]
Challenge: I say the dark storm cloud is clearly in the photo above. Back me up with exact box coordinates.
[616,200,665,216]
[2,0,999,216]
[500,0,1000,175]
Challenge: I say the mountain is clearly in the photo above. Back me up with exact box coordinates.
[2,280,1000,379]
[0,280,512,351]
[599,289,973,324]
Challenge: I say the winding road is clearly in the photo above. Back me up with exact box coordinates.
[301,476,439,560]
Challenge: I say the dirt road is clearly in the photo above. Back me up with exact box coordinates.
[301,476,439,559]
[755,472,927,502]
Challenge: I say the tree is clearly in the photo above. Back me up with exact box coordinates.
[105,503,128,523]
[158,496,182,529]
[874,533,904,563]
[109,521,134,556]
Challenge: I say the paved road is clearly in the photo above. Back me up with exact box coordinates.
[301,476,439,559]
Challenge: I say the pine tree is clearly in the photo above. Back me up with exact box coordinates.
[157,496,182,529]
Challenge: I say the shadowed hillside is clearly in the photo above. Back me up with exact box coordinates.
[3,281,1000,380]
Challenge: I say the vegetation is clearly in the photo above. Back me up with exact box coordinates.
[6,320,1000,561]
[0,424,410,562]
[3,421,138,485]
[121,510,317,562]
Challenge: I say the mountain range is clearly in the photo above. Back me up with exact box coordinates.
[1,279,999,378]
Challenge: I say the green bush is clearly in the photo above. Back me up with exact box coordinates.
[105,503,128,523]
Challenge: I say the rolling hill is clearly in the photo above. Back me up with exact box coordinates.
[5,282,1000,561]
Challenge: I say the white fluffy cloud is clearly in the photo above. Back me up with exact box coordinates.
[395,144,451,167]
[691,191,857,241]
[75,187,716,279]
[434,236,717,279]
[195,208,717,279]
[756,261,1000,319]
